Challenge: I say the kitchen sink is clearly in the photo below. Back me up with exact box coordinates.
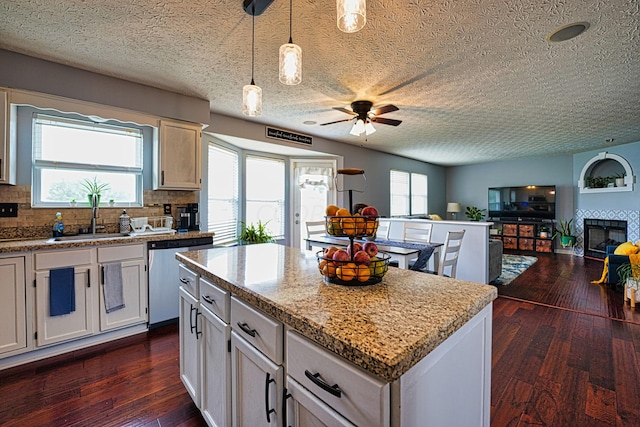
[47,233,132,243]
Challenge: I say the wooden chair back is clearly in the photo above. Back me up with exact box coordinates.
[438,229,466,278]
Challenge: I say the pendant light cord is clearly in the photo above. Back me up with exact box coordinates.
[288,0,293,44]
[251,6,256,85]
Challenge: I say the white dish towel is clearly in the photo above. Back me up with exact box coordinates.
[103,262,125,313]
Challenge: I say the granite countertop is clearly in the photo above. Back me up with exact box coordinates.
[0,230,214,254]
[176,243,497,382]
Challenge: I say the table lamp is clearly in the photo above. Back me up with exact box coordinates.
[447,202,462,220]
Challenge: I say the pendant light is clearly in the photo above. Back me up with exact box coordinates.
[279,0,302,85]
[243,6,262,116]
[337,0,366,33]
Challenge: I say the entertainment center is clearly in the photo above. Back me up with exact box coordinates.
[488,185,557,254]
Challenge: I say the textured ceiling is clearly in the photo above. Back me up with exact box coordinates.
[1,0,639,165]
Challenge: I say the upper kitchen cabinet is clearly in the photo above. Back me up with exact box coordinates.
[0,89,17,185]
[154,119,202,190]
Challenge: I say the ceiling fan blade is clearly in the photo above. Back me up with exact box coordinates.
[372,104,399,116]
[333,107,357,116]
[372,117,402,126]
[320,118,354,126]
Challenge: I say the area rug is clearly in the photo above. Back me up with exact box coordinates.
[491,254,538,286]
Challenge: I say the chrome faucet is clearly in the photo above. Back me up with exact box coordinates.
[90,194,104,234]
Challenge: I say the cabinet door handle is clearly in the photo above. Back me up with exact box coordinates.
[161,170,165,186]
[101,266,105,285]
[87,268,91,288]
[237,322,257,337]
[264,372,276,423]
[179,277,189,285]
[304,370,342,398]
[190,304,197,334]
[195,310,202,339]
[202,295,215,305]
[283,389,292,427]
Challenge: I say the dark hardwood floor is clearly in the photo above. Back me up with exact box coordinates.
[1,253,638,426]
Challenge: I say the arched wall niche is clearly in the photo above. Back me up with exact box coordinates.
[578,152,635,193]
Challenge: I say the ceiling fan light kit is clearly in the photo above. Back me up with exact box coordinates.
[242,5,262,116]
[322,100,401,136]
[337,0,366,33]
[279,0,302,85]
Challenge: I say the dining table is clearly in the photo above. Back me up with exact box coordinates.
[305,235,442,272]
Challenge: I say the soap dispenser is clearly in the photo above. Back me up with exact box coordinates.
[119,210,130,233]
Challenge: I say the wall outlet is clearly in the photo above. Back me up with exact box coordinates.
[163,203,172,215]
[0,203,18,217]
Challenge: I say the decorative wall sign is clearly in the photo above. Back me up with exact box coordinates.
[266,127,312,146]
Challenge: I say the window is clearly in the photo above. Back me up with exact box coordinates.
[246,155,285,239]
[207,144,239,245]
[32,114,143,207]
[390,170,428,216]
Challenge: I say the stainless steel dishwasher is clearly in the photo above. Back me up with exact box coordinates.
[147,236,213,327]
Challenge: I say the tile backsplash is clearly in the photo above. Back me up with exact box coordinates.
[0,185,197,239]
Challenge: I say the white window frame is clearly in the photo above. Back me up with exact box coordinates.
[245,154,286,239]
[31,113,144,208]
[390,170,429,216]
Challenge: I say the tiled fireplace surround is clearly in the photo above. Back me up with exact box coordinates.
[574,209,640,257]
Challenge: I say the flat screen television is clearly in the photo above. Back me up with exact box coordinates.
[488,185,556,220]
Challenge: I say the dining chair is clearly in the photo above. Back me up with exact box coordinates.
[305,220,327,250]
[403,222,433,243]
[376,219,391,240]
[437,229,466,278]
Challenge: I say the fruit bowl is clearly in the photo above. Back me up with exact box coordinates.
[316,249,391,286]
[324,215,379,238]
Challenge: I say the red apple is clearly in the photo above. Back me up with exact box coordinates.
[353,250,371,266]
[361,206,379,217]
[346,242,363,257]
[332,249,350,262]
[363,241,378,257]
[324,246,339,259]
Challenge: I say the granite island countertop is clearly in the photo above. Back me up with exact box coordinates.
[0,230,214,254]
[176,243,497,382]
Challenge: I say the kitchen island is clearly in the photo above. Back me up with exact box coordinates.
[177,243,497,426]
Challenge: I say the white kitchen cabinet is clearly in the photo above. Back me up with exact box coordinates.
[200,303,231,427]
[155,119,202,190]
[34,249,97,347]
[97,244,147,331]
[231,331,283,427]
[0,257,26,356]
[180,286,201,406]
[0,88,17,185]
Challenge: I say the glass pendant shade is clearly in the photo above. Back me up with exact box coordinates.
[350,119,366,135]
[279,43,302,85]
[242,83,262,116]
[364,121,376,135]
[337,0,366,33]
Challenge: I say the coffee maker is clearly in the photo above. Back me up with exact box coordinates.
[178,203,200,231]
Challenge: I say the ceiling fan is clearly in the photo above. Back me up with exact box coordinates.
[320,100,402,136]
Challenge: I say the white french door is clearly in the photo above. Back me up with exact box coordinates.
[290,159,337,251]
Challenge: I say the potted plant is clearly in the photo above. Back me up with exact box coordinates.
[551,218,575,248]
[69,198,77,207]
[239,220,275,245]
[81,177,110,206]
[615,173,626,187]
[109,198,115,207]
[464,206,486,221]
[617,262,640,300]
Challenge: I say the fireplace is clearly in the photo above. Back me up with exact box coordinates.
[583,219,627,259]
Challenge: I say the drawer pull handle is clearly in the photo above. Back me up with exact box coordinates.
[179,277,190,285]
[237,322,257,337]
[202,295,215,305]
[265,372,276,423]
[305,370,342,398]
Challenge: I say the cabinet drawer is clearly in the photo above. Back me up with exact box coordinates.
[231,297,283,364]
[200,276,230,323]
[503,237,517,249]
[503,224,517,236]
[518,225,534,237]
[518,238,534,251]
[287,331,389,427]
[35,249,93,270]
[98,244,144,262]
[178,264,198,297]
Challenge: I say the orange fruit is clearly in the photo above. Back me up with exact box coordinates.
[341,217,356,236]
[325,205,339,216]
[335,208,351,217]
[336,262,357,281]
[356,264,371,282]
[354,215,366,234]
[323,261,337,278]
